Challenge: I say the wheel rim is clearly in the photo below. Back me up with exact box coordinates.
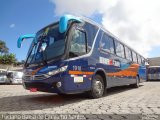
[94,80,103,95]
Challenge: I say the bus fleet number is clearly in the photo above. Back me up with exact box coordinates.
[73,66,81,71]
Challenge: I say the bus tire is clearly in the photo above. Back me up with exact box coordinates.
[131,76,140,88]
[89,75,105,99]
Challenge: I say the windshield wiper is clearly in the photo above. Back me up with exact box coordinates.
[39,35,48,66]
[25,35,46,67]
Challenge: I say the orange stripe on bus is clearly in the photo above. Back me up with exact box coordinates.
[69,63,139,77]
[69,71,94,75]
[106,63,139,77]
[31,67,42,75]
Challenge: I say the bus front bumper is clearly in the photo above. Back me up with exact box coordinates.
[22,77,65,93]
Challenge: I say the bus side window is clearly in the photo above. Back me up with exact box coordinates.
[83,22,98,52]
[115,41,125,58]
[69,28,87,58]
[99,33,114,54]
[141,57,145,64]
[137,55,141,64]
[132,51,138,63]
[125,46,132,61]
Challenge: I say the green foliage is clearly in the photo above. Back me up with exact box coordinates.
[0,40,19,65]
[0,40,9,54]
[0,53,16,65]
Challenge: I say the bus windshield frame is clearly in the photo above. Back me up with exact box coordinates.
[25,22,66,67]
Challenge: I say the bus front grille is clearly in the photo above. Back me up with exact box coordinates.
[23,74,50,81]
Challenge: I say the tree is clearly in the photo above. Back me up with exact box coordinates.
[0,40,9,54]
[0,53,16,65]
[0,40,18,65]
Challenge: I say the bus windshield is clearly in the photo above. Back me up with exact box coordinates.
[25,23,66,66]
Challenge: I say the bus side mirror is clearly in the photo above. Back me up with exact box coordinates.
[17,34,36,48]
[59,15,82,33]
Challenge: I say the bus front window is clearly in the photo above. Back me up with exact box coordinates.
[25,23,66,67]
[69,25,87,58]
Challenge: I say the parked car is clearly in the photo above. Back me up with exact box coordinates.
[0,73,8,84]
[7,71,23,84]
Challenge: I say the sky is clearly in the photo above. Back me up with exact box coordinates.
[0,0,160,61]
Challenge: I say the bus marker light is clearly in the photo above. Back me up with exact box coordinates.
[83,75,87,77]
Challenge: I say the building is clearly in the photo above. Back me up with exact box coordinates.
[148,57,160,66]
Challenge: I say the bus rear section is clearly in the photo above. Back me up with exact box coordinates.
[148,66,160,81]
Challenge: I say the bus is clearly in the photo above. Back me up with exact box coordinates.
[147,66,160,80]
[17,15,147,98]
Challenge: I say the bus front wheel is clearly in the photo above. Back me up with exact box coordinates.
[89,75,105,99]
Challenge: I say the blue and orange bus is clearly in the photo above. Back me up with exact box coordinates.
[17,15,147,98]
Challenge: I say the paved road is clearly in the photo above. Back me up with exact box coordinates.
[0,82,160,119]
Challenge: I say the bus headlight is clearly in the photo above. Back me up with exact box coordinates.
[48,65,68,76]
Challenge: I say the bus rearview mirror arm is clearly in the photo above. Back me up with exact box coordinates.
[17,34,36,48]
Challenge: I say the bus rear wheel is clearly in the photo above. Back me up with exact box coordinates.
[131,76,140,88]
[89,75,105,99]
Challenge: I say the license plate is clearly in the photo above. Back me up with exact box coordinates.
[30,88,37,92]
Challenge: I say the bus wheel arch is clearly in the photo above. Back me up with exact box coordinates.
[95,70,107,90]
[88,70,107,99]
[131,75,140,88]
